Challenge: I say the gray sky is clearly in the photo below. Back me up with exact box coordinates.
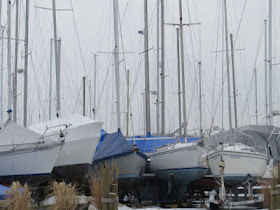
[1,0,280,136]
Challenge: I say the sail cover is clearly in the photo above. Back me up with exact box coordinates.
[93,131,146,161]
[204,125,280,161]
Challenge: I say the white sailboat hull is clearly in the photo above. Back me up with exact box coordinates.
[0,143,61,185]
[207,150,269,185]
[150,144,208,185]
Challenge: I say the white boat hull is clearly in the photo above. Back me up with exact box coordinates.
[207,150,269,185]
[150,144,208,185]
[0,143,61,185]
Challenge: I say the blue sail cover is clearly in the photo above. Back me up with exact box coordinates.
[127,136,201,154]
[94,131,146,161]
[0,184,9,200]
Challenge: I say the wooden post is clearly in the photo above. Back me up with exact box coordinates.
[276,164,280,208]
[102,167,110,210]
[108,192,118,210]
[110,184,118,210]
[271,177,276,210]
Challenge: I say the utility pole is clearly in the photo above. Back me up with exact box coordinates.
[176,28,182,136]
[13,0,19,122]
[144,0,151,135]
[230,33,238,128]
[23,0,30,127]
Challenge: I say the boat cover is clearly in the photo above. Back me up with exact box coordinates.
[127,136,201,154]
[0,184,9,200]
[204,125,280,161]
[93,131,146,161]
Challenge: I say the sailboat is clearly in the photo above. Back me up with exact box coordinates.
[148,0,208,201]
[206,0,269,187]
[29,114,103,179]
[0,118,63,185]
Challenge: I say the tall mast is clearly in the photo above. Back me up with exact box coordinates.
[198,61,203,138]
[83,77,86,116]
[13,0,19,122]
[0,0,3,124]
[0,26,4,124]
[179,0,187,140]
[230,33,238,128]
[176,28,182,136]
[93,54,97,119]
[126,70,130,136]
[224,0,233,134]
[52,0,60,117]
[254,68,258,125]
[49,39,53,120]
[156,0,160,134]
[7,0,12,114]
[113,0,121,131]
[144,0,151,135]
[161,0,165,135]
[268,0,272,126]
[264,20,268,125]
[23,0,30,127]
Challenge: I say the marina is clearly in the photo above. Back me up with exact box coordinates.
[0,0,279,209]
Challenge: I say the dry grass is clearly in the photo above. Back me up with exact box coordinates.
[48,181,76,210]
[90,161,119,210]
[5,181,32,210]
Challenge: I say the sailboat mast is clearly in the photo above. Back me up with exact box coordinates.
[264,20,268,125]
[179,0,187,140]
[13,0,19,122]
[268,0,273,126]
[230,33,238,128]
[156,0,160,135]
[161,0,165,135]
[198,61,203,138]
[113,0,121,132]
[126,70,130,136]
[0,0,3,124]
[0,27,3,124]
[52,0,60,117]
[255,68,258,125]
[7,0,12,114]
[144,0,151,135]
[83,77,86,116]
[223,0,233,134]
[49,39,53,120]
[176,28,182,136]
[23,0,30,127]
[93,54,97,119]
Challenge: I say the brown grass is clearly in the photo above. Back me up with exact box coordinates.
[48,181,76,210]
[5,181,32,210]
[90,161,119,210]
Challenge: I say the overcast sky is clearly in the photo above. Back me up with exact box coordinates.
[1,0,280,136]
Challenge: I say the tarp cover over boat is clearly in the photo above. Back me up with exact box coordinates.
[204,125,280,161]
[0,184,9,200]
[93,131,146,161]
[126,136,201,154]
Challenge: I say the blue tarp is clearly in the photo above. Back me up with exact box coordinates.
[127,136,201,154]
[94,131,146,161]
[0,184,9,200]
